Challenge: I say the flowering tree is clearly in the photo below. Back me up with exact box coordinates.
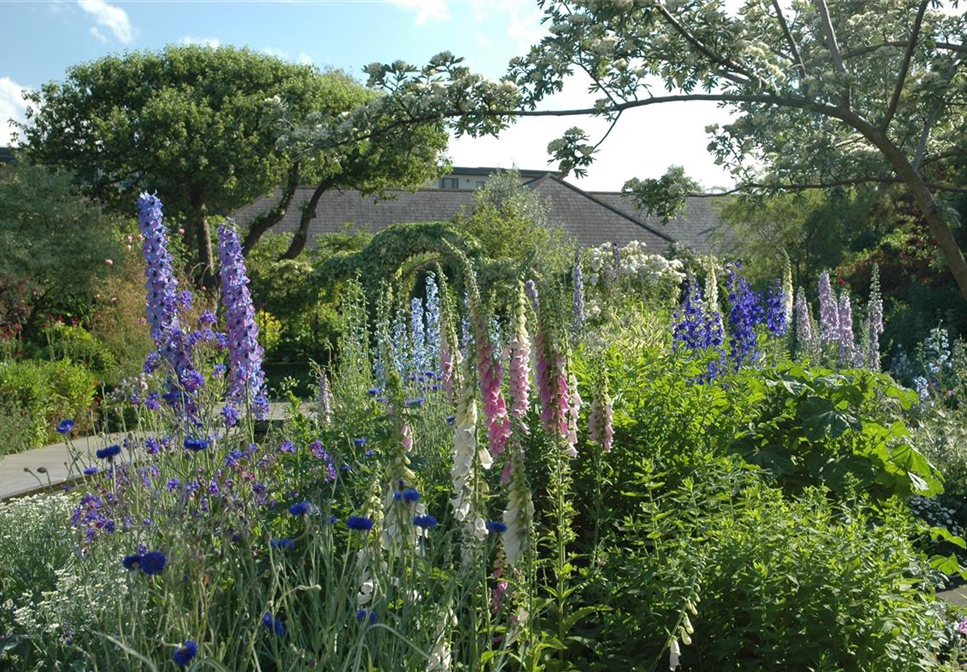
[17,45,447,287]
[290,0,967,303]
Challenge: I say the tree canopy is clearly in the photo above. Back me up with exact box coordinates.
[17,45,448,287]
[287,0,967,303]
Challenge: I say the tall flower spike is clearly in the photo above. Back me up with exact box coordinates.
[509,282,532,433]
[794,287,813,351]
[572,251,585,334]
[218,221,268,419]
[318,368,334,425]
[818,272,839,346]
[588,375,613,453]
[425,273,442,373]
[410,297,426,375]
[566,369,581,458]
[867,264,884,370]
[782,254,795,321]
[837,291,856,367]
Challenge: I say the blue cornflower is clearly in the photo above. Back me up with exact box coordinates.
[278,440,296,453]
[122,553,142,570]
[357,609,378,625]
[145,437,161,455]
[140,550,167,575]
[346,515,374,532]
[262,612,286,636]
[487,520,508,534]
[56,419,74,435]
[353,437,367,447]
[270,538,295,550]
[83,467,98,476]
[184,437,209,452]
[402,488,421,503]
[364,449,375,459]
[96,445,122,461]
[405,397,425,408]
[173,640,198,667]
[367,387,382,396]
[446,415,455,426]
[288,501,313,516]
[413,515,438,529]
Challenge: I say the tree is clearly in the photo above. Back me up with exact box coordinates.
[17,45,447,287]
[0,159,121,322]
[292,1,967,303]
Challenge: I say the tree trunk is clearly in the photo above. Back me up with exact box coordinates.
[281,177,336,260]
[848,114,967,304]
[193,212,216,291]
[242,162,301,256]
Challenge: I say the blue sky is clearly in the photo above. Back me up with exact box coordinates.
[0,0,734,191]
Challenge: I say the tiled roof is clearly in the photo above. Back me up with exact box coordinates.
[588,191,731,254]
[0,147,14,164]
[232,173,726,255]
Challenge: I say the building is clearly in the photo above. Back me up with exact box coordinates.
[234,166,729,255]
[0,147,14,164]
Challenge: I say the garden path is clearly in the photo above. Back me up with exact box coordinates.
[0,402,298,501]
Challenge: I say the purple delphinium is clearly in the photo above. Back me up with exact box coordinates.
[672,281,724,353]
[137,194,196,385]
[218,222,268,419]
[725,265,764,370]
[818,272,839,346]
[764,281,787,337]
[867,265,884,370]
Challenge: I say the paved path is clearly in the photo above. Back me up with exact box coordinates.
[0,403,302,501]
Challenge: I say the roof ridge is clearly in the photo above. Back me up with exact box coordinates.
[540,175,675,243]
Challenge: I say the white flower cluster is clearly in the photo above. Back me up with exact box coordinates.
[582,241,686,319]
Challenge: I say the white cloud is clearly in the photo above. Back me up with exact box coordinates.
[477,34,490,48]
[89,26,108,43]
[262,47,290,60]
[180,36,221,48]
[446,73,735,192]
[0,77,29,147]
[77,0,134,43]
[470,1,545,52]
[388,0,449,25]
[298,52,314,66]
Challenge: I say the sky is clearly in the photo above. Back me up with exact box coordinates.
[0,0,735,191]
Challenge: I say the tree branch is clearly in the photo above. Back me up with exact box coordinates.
[771,0,806,77]
[688,176,967,196]
[882,0,930,131]
[812,0,851,108]
[241,161,301,255]
[844,40,967,59]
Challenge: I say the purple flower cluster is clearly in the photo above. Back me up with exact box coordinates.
[672,281,724,353]
[818,272,839,345]
[837,292,856,366]
[725,265,764,370]
[794,287,813,351]
[218,222,268,419]
[572,252,585,333]
[866,265,884,370]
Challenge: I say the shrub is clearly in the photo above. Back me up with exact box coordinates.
[0,359,98,454]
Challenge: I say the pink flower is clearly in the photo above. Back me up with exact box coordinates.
[105,259,114,266]
[957,617,967,636]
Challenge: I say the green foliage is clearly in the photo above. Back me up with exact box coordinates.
[622,165,701,224]
[0,161,120,322]
[593,461,947,670]
[39,322,116,375]
[0,359,98,454]
[730,364,940,501]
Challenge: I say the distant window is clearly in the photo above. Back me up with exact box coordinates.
[475,181,485,188]
[440,177,459,189]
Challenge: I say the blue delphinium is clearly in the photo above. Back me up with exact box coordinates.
[173,640,198,667]
[572,251,586,333]
[672,281,724,353]
[410,297,426,375]
[139,550,167,575]
[261,612,286,636]
[424,273,441,371]
[96,445,122,461]
[56,419,74,435]
[765,280,788,337]
[218,221,269,420]
[346,515,374,532]
[725,264,765,370]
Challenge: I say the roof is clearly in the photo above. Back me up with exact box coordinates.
[0,147,14,164]
[589,191,731,254]
[232,173,726,254]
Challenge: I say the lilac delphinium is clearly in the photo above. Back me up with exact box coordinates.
[764,281,787,337]
[818,272,839,347]
[217,222,268,419]
[867,264,884,370]
[837,292,856,367]
[725,264,764,370]
[794,287,813,353]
